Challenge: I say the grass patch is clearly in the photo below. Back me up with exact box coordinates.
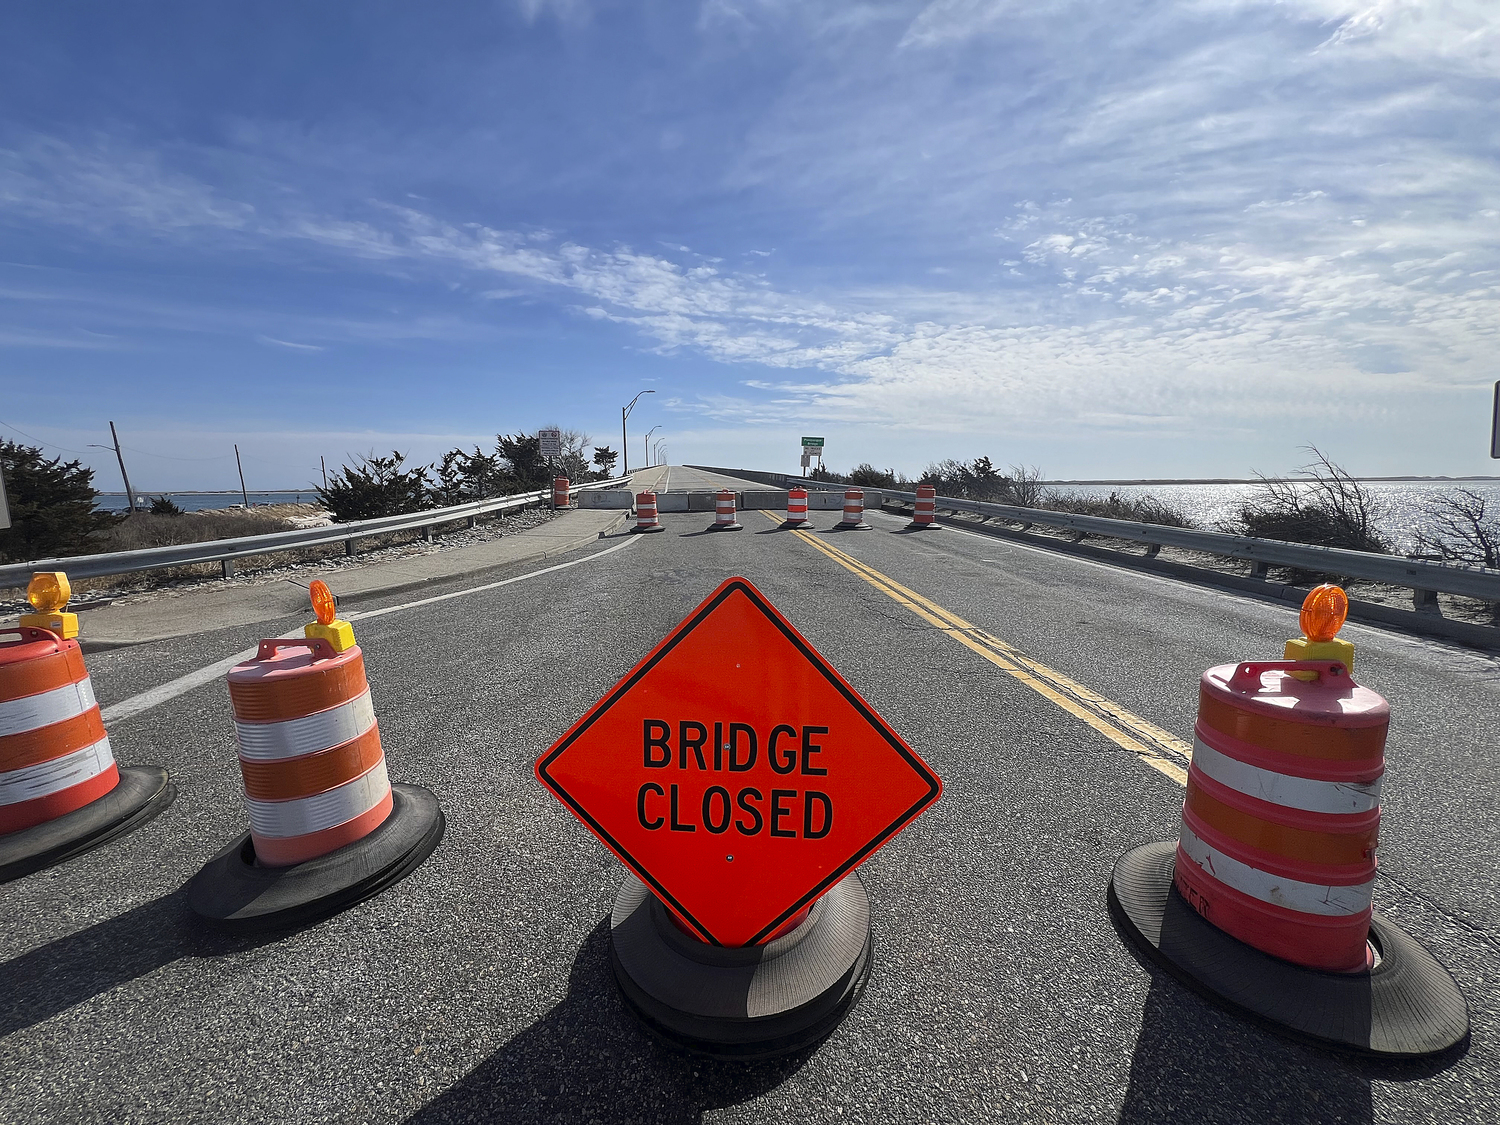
[96,508,302,552]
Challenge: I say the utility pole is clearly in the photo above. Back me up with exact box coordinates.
[235,444,250,508]
[321,456,328,489]
[108,421,138,515]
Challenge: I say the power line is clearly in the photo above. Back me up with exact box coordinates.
[0,419,96,457]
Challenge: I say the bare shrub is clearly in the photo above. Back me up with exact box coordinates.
[1414,489,1500,569]
[1220,448,1388,554]
[1044,490,1196,528]
[1005,465,1047,508]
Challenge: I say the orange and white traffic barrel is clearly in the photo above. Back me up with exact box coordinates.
[1175,658,1383,972]
[908,485,939,529]
[0,573,173,883]
[784,488,810,528]
[553,477,571,508]
[1107,588,1468,1057]
[187,581,444,930]
[834,489,871,531]
[633,491,665,533]
[708,488,742,531]
[226,638,391,866]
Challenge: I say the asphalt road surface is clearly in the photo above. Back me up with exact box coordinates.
[2,470,1495,1124]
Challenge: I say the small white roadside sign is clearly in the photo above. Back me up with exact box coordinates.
[538,429,562,461]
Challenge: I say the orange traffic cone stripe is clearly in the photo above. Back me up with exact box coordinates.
[1198,692,1385,762]
[229,660,370,723]
[0,644,91,700]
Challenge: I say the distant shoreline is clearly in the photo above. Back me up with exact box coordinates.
[1045,476,1500,486]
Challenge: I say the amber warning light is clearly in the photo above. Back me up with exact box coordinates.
[1285,583,1355,674]
[1300,583,1348,643]
[20,571,79,639]
[303,579,356,653]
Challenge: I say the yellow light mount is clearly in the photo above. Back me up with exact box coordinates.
[1287,584,1353,675]
[304,579,355,653]
[20,571,79,640]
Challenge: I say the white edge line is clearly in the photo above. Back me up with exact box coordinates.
[100,534,641,724]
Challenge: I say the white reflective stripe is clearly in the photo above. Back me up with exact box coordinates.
[0,678,97,738]
[1192,736,1382,815]
[245,759,389,838]
[0,737,114,807]
[1178,823,1373,917]
[234,691,376,762]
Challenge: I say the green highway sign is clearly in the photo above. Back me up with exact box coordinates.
[801,436,825,448]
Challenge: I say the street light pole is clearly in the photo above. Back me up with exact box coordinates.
[621,389,655,475]
[644,425,662,471]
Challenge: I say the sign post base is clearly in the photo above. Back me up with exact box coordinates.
[609,871,872,1060]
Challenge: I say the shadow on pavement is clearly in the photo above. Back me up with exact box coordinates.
[405,919,810,1125]
[1118,973,1373,1125]
[0,887,280,1040]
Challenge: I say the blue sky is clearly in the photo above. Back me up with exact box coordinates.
[2,0,1497,491]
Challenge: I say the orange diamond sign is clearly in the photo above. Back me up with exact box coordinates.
[536,576,941,947]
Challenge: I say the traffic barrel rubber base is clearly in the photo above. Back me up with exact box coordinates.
[706,523,743,531]
[609,871,872,1061]
[1108,840,1469,1059]
[829,522,871,531]
[903,521,941,531]
[186,783,444,932]
[630,524,667,534]
[0,765,175,884]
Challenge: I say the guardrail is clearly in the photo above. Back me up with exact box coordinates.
[0,475,633,589]
[686,466,1500,606]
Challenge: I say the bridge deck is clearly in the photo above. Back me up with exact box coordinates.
[2,478,1494,1124]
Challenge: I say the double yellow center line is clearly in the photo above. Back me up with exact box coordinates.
[767,512,1191,785]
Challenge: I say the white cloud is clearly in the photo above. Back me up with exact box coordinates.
[516,0,593,26]
[3,0,1496,473]
[256,334,325,352]
[3,135,1495,444]
[0,137,254,233]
